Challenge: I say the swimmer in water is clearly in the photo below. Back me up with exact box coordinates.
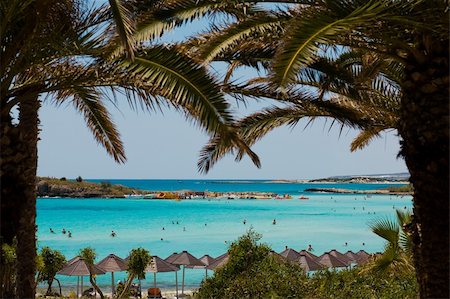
[272,219,276,225]
[243,219,247,225]
[111,231,116,237]
[50,228,55,234]
[162,227,165,231]
[62,228,66,234]
[307,244,314,252]
[183,227,186,232]
[68,231,72,238]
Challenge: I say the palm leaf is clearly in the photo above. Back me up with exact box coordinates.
[199,13,283,64]
[350,128,382,152]
[108,0,135,60]
[272,1,388,89]
[57,86,126,163]
[369,217,399,246]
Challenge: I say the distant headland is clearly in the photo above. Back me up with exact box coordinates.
[37,173,411,199]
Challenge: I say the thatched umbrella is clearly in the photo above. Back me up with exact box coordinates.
[170,251,205,296]
[297,254,324,272]
[57,257,105,298]
[355,250,371,264]
[328,249,352,266]
[317,252,347,269]
[298,250,319,260]
[145,256,180,299]
[279,247,301,262]
[206,253,229,270]
[344,251,361,265]
[186,254,215,278]
[96,254,127,296]
[165,252,182,264]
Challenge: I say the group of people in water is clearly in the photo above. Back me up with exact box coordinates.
[49,228,72,238]
[50,228,117,238]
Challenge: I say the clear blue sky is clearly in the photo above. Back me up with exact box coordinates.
[37,98,407,179]
[36,10,408,180]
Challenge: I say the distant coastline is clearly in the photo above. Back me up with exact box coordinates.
[37,175,411,199]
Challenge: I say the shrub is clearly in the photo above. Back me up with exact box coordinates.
[75,176,83,183]
[196,229,308,299]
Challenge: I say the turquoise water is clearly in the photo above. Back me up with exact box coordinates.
[36,180,412,292]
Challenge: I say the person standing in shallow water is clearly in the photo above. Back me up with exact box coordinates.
[272,219,276,225]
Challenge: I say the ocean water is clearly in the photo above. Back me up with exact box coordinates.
[36,180,412,292]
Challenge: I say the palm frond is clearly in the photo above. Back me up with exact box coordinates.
[350,128,382,152]
[199,13,283,64]
[120,46,234,133]
[108,0,135,60]
[272,1,389,89]
[57,86,126,163]
[369,217,399,246]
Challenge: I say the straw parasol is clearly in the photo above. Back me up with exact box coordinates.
[344,251,362,264]
[165,252,182,264]
[145,256,180,299]
[317,252,348,268]
[279,247,301,262]
[355,250,371,264]
[186,254,215,278]
[298,250,319,260]
[206,253,229,270]
[57,257,105,298]
[269,250,286,262]
[96,254,127,296]
[169,251,205,296]
[328,249,353,266]
[297,254,324,272]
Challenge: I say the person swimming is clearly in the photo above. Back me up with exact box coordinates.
[307,244,314,252]
[62,228,66,234]
[272,219,276,225]
[243,219,247,225]
[50,228,55,234]
[68,231,72,238]
[111,230,116,237]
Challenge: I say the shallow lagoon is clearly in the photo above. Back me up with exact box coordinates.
[37,183,412,290]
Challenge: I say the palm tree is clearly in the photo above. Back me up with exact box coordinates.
[369,209,414,273]
[0,1,259,297]
[191,1,448,297]
[79,247,104,299]
[117,248,151,299]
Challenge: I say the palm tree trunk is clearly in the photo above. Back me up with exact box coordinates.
[1,95,40,299]
[89,274,104,299]
[399,34,449,299]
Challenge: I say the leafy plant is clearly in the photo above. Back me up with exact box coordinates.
[36,247,66,296]
[117,247,151,299]
[79,247,104,299]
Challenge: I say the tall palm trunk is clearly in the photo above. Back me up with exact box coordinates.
[399,35,449,298]
[1,96,40,298]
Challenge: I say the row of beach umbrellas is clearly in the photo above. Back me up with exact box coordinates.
[57,248,372,298]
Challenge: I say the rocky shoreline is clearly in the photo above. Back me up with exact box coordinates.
[304,188,412,195]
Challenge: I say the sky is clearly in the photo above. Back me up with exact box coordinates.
[37,98,407,180]
[36,6,408,180]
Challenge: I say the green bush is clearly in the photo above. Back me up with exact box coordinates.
[196,230,417,299]
[196,229,308,299]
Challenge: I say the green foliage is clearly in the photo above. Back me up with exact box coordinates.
[117,248,151,299]
[60,177,67,181]
[196,230,417,299]
[37,247,66,283]
[196,229,308,298]
[37,247,66,295]
[75,176,83,183]
[127,248,151,280]
[306,267,417,299]
[79,247,96,265]
[1,241,17,297]
[100,181,112,191]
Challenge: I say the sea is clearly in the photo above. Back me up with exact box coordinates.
[36,179,412,292]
